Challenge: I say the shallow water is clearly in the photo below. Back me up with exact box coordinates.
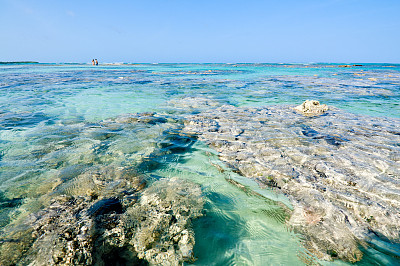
[0,63,399,265]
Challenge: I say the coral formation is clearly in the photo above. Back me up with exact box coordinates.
[181,98,400,262]
[0,175,203,265]
[0,113,203,265]
[123,177,204,265]
[294,100,328,115]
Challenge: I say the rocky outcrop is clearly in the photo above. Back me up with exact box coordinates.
[294,100,328,115]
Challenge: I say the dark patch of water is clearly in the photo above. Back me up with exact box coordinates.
[87,198,123,216]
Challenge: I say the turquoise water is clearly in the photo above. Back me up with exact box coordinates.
[0,63,399,265]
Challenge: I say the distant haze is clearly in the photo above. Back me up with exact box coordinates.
[1,0,399,63]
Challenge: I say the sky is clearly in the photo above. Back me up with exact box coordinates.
[1,0,399,63]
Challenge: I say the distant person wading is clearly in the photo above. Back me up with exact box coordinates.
[92,59,98,66]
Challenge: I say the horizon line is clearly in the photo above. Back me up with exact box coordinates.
[1,61,400,65]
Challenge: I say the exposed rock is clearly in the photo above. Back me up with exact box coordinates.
[294,100,328,115]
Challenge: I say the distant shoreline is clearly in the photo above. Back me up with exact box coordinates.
[1,62,400,67]
[0,61,39,64]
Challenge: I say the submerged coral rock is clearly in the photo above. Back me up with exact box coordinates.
[113,112,167,125]
[0,175,203,266]
[294,100,328,115]
[123,178,204,265]
[0,112,202,265]
[26,195,95,265]
[182,102,400,262]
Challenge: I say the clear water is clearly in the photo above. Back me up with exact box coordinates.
[0,63,399,265]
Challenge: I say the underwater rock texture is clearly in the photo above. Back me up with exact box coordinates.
[122,177,204,265]
[0,165,144,266]
[0,113,203,265]
[182,98,400,262]
[0,176,203,266]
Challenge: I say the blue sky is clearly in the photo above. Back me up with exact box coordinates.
[1,0,399,63]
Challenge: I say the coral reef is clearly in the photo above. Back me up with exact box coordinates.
[122,177,204,265]
[0,175,203,265]
[0,113,203,265]
[182,98,400,262]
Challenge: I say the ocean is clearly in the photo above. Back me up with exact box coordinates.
[0,63,399,265]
